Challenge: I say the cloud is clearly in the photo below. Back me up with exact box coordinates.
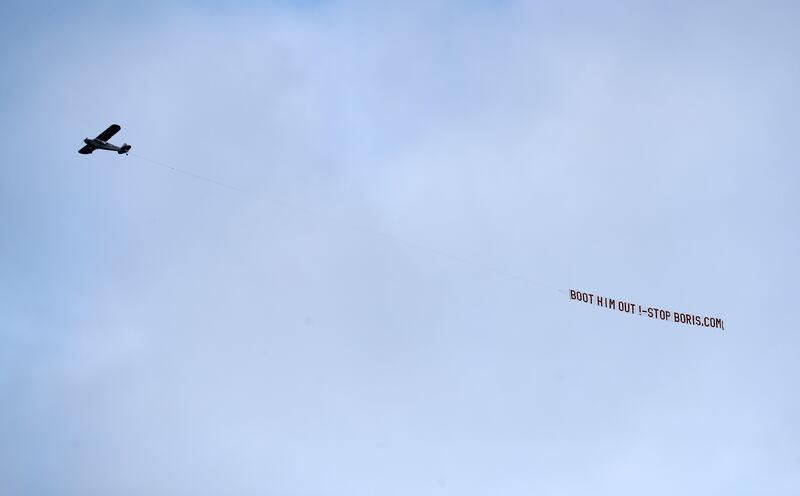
[1,1,799,494]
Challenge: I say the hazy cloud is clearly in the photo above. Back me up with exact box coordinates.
[1,1,798,494]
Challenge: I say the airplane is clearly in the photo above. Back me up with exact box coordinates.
[78,124,131,155]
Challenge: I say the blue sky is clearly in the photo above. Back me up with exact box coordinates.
[1,1,798,494]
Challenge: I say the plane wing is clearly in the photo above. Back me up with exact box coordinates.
[78,144,95,154]
[95,124,121,142]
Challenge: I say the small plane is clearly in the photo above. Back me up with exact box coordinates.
[78,124,131,155]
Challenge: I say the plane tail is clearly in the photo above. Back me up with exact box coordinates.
[118,143,131,154]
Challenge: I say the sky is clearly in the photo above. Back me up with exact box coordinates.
[1,1,798,494]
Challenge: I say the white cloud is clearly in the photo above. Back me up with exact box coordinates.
[1,1,799,494]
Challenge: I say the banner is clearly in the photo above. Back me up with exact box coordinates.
[569,289,724,330]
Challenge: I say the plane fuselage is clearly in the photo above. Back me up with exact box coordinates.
[83,137,131,154]
[84,137,120,152]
